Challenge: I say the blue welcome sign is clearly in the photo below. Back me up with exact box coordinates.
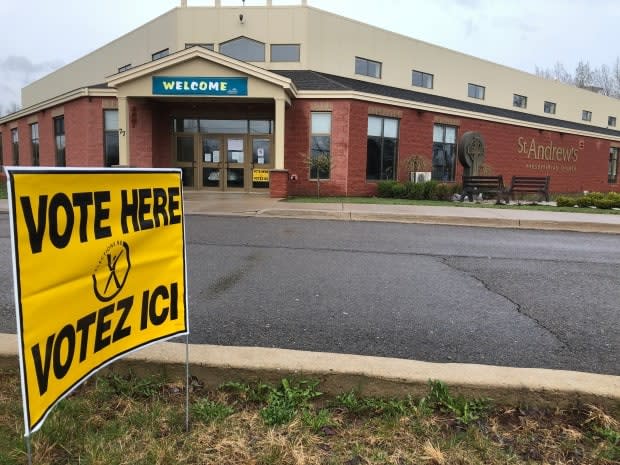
[152,76,248,96]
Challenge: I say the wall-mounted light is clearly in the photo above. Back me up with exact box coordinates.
[239,13,245,24]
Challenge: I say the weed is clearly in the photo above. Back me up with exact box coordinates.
[300,408,334,432]
[219,380,272,403]
[191,397,234,424]
[425,380,491,425]
[260,379,322,426]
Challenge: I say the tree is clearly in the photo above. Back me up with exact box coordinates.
[304,152,331,198]
[574,60,594,89]
[405,154,430,183]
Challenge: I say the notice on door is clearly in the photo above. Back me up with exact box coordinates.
[4,167,188,435]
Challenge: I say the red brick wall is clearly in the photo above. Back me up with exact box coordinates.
[269,169,289,197]
[65,98,105,166]
[284,99,618,196]
[128,99,154,168]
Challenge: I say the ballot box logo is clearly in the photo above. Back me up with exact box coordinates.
[92,241,131,302]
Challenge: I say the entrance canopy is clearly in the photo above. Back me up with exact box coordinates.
[106,46,297,170]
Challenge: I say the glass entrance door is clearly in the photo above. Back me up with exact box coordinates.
[173,118,274,191]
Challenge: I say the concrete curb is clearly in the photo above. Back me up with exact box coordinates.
[257,208,620,234]
[1,334,618,414]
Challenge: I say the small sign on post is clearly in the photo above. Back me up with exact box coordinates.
[5,167,189,435]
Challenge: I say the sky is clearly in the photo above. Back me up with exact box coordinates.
[1,0,618,113]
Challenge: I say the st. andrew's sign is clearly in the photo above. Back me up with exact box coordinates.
[152,76,248,96]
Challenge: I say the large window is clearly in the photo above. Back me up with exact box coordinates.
[104,110,119,167]
[271,44,300,62]
[11,128,19,165]
[54,116,66,167]
[310,112,331,179]
[468,83,485,100]
[432,124,457,182]
[30,123,39,166]
[220,37,265,62]
[544,101,556,114]
[366,116,399,180]
[412,70,433,89]
[609,147,619,184]
[355,57,381,78]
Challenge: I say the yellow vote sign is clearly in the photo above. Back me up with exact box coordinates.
[252,169,270,183]
[5,168,188,435]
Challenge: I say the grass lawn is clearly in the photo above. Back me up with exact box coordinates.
[287,197,620,215]
[1,369,618,464]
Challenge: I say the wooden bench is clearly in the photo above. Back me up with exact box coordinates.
[507,176,550,202]
[461,175,507,204]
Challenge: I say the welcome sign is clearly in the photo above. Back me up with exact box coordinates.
[152,76,248,96]
[5,168,188,434]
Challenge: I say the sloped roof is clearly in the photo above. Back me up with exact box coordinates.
[274,70,620,138]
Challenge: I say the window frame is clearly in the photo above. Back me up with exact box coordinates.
[513,94,527,109]
[118,64,131,73]
[309,112,332,180]
[609,147,619,184]
[0,133,3,168]
[355,56,382,79]
[220,36,265,62]
[270,44,300,62]
[366,115,400,181]
[608,116,617,127]
[467,83,485,100]
[104,110,119,167]
[11,128,19,165]
[431,124,458,182]
[152,48,169,61]
[582,110,592,122]
[30,122,40,166]
[412,70,433,89]
[54,116,66,167]
[544,101,556,114]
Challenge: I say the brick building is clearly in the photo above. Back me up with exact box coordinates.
[1,0,619,197]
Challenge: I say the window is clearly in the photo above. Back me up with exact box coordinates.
[152,48,169,60]
[104,110,119,167]
[185,43,214,50]
[118,64,131,73]
[468,83,485,100]
[355,57,381,78]
[30,123,39,166]
[220,37,265,62]
[609,116,617,127]
[11,128,19,165]
[544,101,556,114]
[0,133,3,168]
[432,124,457,182]
[513,94,527,109]
[366,116,399,180]
[310,112,331,179]
[609,147,619,184]
[270,44,300,62]
[412,70,433,89]
[582,110,592,122]
[54,117,65,167]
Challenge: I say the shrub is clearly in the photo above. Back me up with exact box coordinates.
[434,183,452,201]
[407,182,425,200]
[377,180,397,198]
[556,196,577,207]
[423,180,439,200]
[391,183,408,198]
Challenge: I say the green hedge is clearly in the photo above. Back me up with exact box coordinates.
[556,192,620,209]
[377,180,461,201]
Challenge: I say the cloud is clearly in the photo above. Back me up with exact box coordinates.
[0,55,63,115]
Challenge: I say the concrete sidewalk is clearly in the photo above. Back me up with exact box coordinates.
[182,192,620,234]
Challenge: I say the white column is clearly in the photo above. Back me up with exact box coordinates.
[274,97,285,169]
[117,96,130,166]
